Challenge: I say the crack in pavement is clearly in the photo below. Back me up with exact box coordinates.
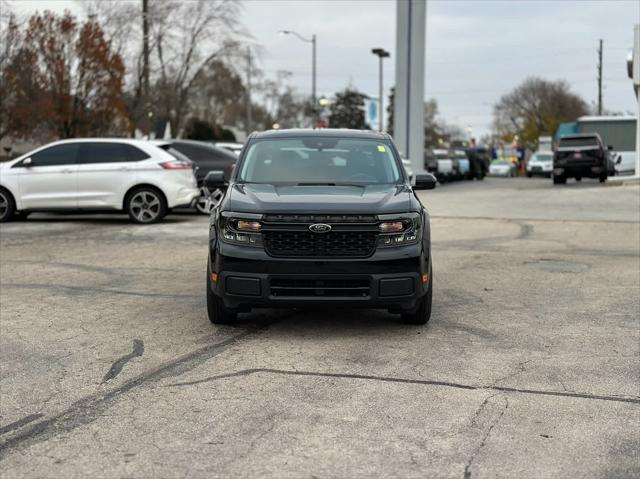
[102,339,145,383]
[3,283,200,300]
[468,393,500,429]
[2,259,192,274]
[164,368,640,405]
[0,324,269,460]
[0,414,44,437]
[463,395,509,479]
[488,359,534,388]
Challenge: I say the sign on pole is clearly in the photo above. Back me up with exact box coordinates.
[365,98,380,131]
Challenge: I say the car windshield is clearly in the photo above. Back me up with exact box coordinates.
[492,160,509,165]
[532,154,552,162]
[238,137,401,185]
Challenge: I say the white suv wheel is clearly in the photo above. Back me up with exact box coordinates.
[195,187,224,215]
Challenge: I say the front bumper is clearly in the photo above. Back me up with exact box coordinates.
[527,164,552,175]
[209,243,430,312]
[553,164,605,178]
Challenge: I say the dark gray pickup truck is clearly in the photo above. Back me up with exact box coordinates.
[553,133,616,184]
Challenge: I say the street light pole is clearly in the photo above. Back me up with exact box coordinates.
[312,34,317,127]
[280,30,317,127]
[371,48,390,132]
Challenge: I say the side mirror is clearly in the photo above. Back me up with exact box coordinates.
[203,170,226,189]
[414,173,437,190]
[22,157,33,167]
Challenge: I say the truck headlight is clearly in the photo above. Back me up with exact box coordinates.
[219,214,263,246]
[377,213,421,247]
[379,221,404,232]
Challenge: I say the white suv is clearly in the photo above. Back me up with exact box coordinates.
[0,139,199,224]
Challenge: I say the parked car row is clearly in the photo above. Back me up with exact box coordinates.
[0,139,247,223]
[424,148,489,183]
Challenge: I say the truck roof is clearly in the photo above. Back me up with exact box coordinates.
[559,133,601,140]
[577,115,636,123]
[250,128,390,140]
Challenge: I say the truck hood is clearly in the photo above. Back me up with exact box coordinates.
[226,183,413,214]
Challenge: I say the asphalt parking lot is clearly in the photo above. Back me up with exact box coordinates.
[1,177,639,478]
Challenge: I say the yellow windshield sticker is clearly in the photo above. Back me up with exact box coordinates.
[377,145,386,152]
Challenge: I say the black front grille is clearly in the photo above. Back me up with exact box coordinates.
[263,231,377,258]
[270,278,370,297]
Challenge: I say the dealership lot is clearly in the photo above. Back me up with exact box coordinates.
[0,178,638,478]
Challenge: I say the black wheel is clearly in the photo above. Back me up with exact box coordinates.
[206,261,237,324]
[195,186,225,215]
[526,172,532,178]
[553,174,566,185]
[599,175,607,183]
[126,187,167,224]
[0,187,16,222]
[575,177,581,182]
[402,269,433,325]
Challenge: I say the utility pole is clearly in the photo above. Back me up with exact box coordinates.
[142,0,150,136]
[245,47,252,135]
[597,38,603,115]
[279,30,317,127]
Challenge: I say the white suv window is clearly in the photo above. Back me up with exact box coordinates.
[28,143,79,167]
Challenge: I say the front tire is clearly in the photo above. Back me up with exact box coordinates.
[0,188,16,222]
[553,174,566,185]
[206,262,237,324]
[402,270,433,325]
[599,175,607,183]
[126,187,167,224]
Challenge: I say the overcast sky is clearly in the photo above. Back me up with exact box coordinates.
[7,0,640,138]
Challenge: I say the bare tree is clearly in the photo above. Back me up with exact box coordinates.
[79,0,245,134]
[151,0,243,132]
[493,77,588,145]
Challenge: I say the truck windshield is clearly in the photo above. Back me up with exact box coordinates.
[238,137,401,185]
[559,137,599,148]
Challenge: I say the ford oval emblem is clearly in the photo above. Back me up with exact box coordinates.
[309,223,332,233]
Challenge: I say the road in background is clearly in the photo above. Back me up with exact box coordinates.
[1,178,638,478]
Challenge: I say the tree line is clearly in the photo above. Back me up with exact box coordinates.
[0,1,315,142]
[1,0,596,148]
